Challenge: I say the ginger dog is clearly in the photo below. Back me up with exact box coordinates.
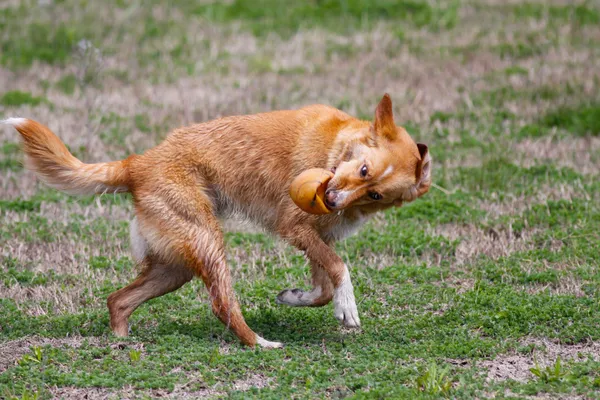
[2,94,431,348]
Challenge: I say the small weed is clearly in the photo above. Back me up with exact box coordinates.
[19,346,43,366]
[530,356,569,383]
[4,390,40,400]
[129,349,142,363]
[414,362,453,396]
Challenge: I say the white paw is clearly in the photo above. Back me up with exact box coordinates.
[333,267,360,328]
[256,335,283,349]
[276,287,322,307]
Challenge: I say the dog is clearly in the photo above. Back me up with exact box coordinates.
[2,94,431,348]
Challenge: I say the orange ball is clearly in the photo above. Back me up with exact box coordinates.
[289,168,334,215]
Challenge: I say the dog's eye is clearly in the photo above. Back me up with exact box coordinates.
[360,164,368,178]
[368,192,382,200]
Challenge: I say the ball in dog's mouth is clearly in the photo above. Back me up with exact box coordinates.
[289,168,334,215]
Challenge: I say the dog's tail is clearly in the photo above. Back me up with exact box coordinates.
[2,118,131,195]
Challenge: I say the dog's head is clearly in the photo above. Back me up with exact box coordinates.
[325,94,431,211]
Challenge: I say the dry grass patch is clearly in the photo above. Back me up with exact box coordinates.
[479,182,582,218]
[0,336,103,373]
[434,224,538,266]
[525,275,586,297]
[0,283,91,316]
[514,137,600,175]
[2,228,129,275]
[481,338,600,383]
[0,170,42,199]
[47,386,124,400]
[47,372,272,399]
[49,385,223,400]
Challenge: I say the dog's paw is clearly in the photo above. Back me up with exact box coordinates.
[276,287,323,307]
[276,288,305,306]
[256,335,284,349]
[334,300,361,328]
[333,275,361,328]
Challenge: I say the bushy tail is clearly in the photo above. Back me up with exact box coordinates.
[2,118,130,195]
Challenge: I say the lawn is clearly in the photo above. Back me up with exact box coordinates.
[1,0,599,398]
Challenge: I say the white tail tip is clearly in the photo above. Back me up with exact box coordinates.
[1,117,27,127]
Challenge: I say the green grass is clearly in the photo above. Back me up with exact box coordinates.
[55,74,78,95]
[186,0,459,37]
[0,16,79,68]
[541,103,600,137]
[509,2,600,26]
[0,91,48,107]
[1,0,600,399]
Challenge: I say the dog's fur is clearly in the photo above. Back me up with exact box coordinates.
[2,94,431,348]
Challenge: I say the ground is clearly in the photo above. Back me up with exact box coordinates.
[1,0,599,399]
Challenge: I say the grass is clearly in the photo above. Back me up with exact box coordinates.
[0,91,48,108]
[186,0,459,37]
[0,18,79,68]
[1,0,600,399]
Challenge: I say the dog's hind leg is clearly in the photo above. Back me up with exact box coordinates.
[177,219,282,348]
[276,260,334,307]
[107,217,194,336]
[107,256,193,336]
[132,191,282,348]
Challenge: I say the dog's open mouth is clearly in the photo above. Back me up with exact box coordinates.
[320,177,335,211]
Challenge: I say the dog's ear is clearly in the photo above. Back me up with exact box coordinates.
[415,143,431,196]
[373,93,397,140]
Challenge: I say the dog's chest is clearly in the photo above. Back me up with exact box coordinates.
[323,213,368,242]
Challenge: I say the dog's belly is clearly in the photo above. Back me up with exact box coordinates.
[209,185,278,230]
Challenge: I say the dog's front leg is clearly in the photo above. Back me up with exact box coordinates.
[281,227,360,328]
[276,258,334,307]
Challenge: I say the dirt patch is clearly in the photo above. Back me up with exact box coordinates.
[145,387,223,399]
[483,353,536,383]
[481,338,600,383]
[0,336,103,373]
[232,373,273,391]
[491,389,584,400]
[49,385,223,400]
[48,386,121,400]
